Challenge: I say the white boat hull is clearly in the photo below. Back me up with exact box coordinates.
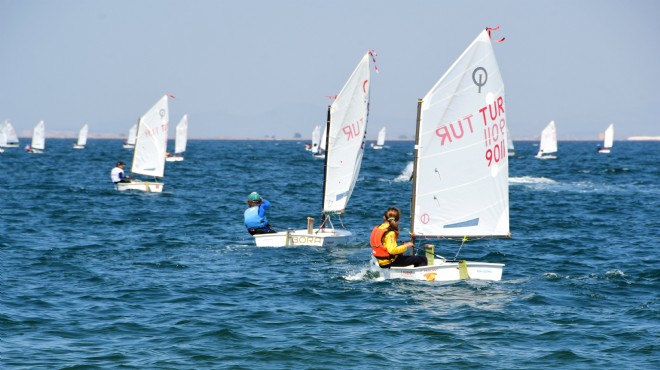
[370,256,504,282]
[5,143,19,148]
[115,180,164,193]
[165,156,184,162]
[28,148,44,154]
[598,148,611,154]
[123,144,135,149]
[253,228,351,247]
[73,144,85,149]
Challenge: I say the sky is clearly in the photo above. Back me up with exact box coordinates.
[1,0,659,140]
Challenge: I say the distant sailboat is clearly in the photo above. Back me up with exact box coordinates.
[123,123,137,149]
[116,95,172,192]
[166,114,188,162]
[2,120,19,147]
[597,124,614,154]
[308,125,322,154]
[536,120,557,159]
[73,124,88,149]
[313,125,327,159]
[370,29,508,282]
[371,126,386,149]
[506,127,515,156]
[253,51,374,247]
[27,121,45,154]
[0,126,5,153]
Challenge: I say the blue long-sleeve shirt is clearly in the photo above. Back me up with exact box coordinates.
[244,199,271,229]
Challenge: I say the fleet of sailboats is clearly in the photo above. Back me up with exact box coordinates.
[254,51,374,247]
[166,114,189,162]
[371,127,386,149]
[115,95,172,193]
[370,29,508,282]
[598,124,614,154]
[536,120,558,159]
[73,124,89,149]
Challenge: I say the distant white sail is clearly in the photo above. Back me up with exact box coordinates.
[31,121,45,150]
[506,127,515,153]
[2,121,19,145]
[131,95,170,178]
[77,124,89,146]
[376,127,386,146]
[537,120,557,156]
[174,114,188,154]
[0,126,6,147]
[319,125,327,151]
[323,52,371,214]
[310,125,321,154]
[603,124,614,149]
[413,29,509,238]
[126,124,137,145]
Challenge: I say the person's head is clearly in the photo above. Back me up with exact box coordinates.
[116,161,125,168]
[247,191,262,206]
[383,207,401,230]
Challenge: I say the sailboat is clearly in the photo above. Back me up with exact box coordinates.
[536,120,557,159]
[253,51,374,247]
[0,127,5,153]
[371,126,386,149]
[116,95,171,193]
[123,123,137,149]
[2,120,19,147]
[370,29,508,282]
[506,126,515,156]
[27,121,45,153]
[73,124,88,149]
[313,125,327,159]
[597,124,614,154]
[308,125,322,154]
[166,114,188,162]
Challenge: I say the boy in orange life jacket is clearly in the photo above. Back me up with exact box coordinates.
[370,207,428,268]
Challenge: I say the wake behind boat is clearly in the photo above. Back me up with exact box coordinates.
[254,51,375,247]
[369,28,509,282]
[116,95,172,193]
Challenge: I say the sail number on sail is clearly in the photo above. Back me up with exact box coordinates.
[143,123,169,137]
[342,118,364,141]
[433,95,506,167]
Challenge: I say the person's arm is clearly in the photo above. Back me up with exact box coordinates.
[258,199,271,217]
[383,231,411,256]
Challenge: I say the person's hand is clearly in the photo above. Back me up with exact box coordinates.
[405,241,414,247]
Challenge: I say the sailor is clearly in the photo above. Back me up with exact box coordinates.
[370,207,427,268]
[111,161,131,184]
[244,192,276,235]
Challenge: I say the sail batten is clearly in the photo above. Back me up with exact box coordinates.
[323,52,371,214]
[412,29,509,238]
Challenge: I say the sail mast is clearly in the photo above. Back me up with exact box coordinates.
[410,99,423,235]
[321,105,332,225]
[129,118,142,177]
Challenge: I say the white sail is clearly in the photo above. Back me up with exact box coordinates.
[126,124,137,145]
[319,125,327,151]
[31,121,45,150]
[2,121,19,145]
[506,127,515,152]
[538,120,557,155]
[174,114,188,154]
[413,29,509,238]
[131,95,170,178]
[376,127,386,146]
[0,126,6,147]
[603,124,614,149]
[311,125,321,154]
[77,124,89,146]
[323,52,371,214]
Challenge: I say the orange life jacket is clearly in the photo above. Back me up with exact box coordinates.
[370,226,398,259]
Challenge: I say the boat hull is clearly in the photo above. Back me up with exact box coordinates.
[115,180,164,193]
[28,148,44,154]
[598,148,611,154]
[123,144,135,149]
[73,144,85,149]
[165,156,184,162]
[253,229,352,247]
[370,256,504,282]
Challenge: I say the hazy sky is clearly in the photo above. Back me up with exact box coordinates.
[2,0,658,140]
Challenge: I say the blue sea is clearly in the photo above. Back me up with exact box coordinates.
[1,139,658,369]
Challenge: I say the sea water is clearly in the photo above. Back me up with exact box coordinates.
[0,139,658,369]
